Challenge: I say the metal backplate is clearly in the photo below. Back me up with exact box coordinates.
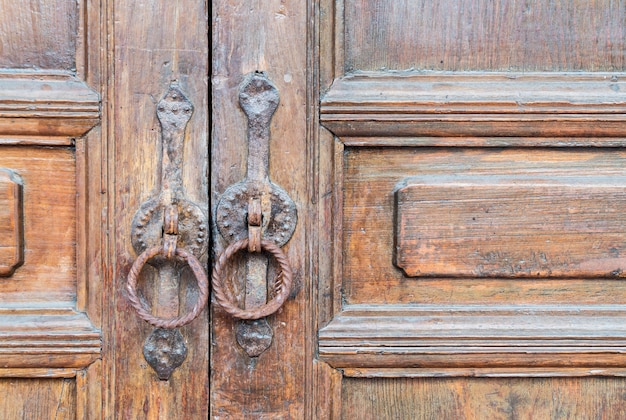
[131,198,208,261]
[143,328,188,380]
[215,180,297,247]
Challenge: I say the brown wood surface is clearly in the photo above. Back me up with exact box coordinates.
[0,308,100,369]
[0,378,76,419]
[0,72,99,138]
[4,0,626,418]
[395,175,626,278]
[318,0,626,417]
[110,0,209,417]
[0,0,103,418]
[0,0,78,70]
[0,147,77,304]
[342,377,626,420]
[345,0,626,72]
[321,72,626,139]
[0,169,22,276]
[211,0,310,417]
[342,148,626,305]
[319,304,626,371]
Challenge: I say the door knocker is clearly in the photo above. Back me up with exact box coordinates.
[214,72,297,357]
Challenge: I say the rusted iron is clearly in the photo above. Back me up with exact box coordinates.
[126,245,209,329]
[247,198,262,253]
[211,238,293,320]
[214,73,297,356]
[215,73,297,247]
[130,85,207,261]
[127,84,208,379]
[235,319,273,358]
[142,328,188,381]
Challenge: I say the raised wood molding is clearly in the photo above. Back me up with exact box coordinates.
[0,168,23,277]
[319,305,626,373]
[321,72,626,141]
[341,367,626,379]
[0,71,100,139]
[394,174,626,278]
[0,307,100,369]
[0,368,79,378]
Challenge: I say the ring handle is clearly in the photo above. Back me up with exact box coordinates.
[212,238,293,320]
[126,245,209,329]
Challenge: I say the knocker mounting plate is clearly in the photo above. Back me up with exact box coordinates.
[213,72,297,357]
[216,182,296,247]
[126,83,209,380]
[132,197,208,261]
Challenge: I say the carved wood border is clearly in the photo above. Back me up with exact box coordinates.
[0,307,100,369]
[0,71,99,142]
[321,72,626,144]
[319,304,626,372]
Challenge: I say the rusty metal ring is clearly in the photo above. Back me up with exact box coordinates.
[126,246,209,329]
[212,238,293,320]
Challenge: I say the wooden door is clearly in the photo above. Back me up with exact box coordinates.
[314,1,626,418]
[0,0,210,418]
[3,0,626,418]
[214,0,626,418]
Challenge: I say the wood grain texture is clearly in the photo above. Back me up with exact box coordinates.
[342,367,626,378]
[0,308,100,369]
[314,360,343,419]
[319,304,626,370]
[345,0,626,72]
[342,377,626,420]
[0,2,104,418]
[111,0,209,416]
[0,147,76,304]
[318,0,626,416]
[73,3,105,418]
[0,0,78,70]
[321,72,626,139]
[0,378,76,419]
[0,168,22,276]
[317,129,343,327]
[76,361,103,420]
[211,0,309,417]
[79,1,106,418]
[395,175,626,278]
[0,72,100,138]
[0,368,80,378]
[343,147,626,306]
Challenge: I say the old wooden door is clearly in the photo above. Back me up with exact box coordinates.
[3,0,626,418]
[214,0,626,418]
[0,0,210,417]
[211,0,626,419]
[310,1,626,418]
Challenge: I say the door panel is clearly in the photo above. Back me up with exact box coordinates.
[210,0,309,418]
[4,0,625,417]
[342,377,626,419]
[345,0,626,72]
[341,148,626,304]
[110,0,210,416]
[0,1,102,416]
[395,173,626,278]
[317,0,626,417]
[0,147,77,302]
[0,0,78,70]
[0,378,76,419]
